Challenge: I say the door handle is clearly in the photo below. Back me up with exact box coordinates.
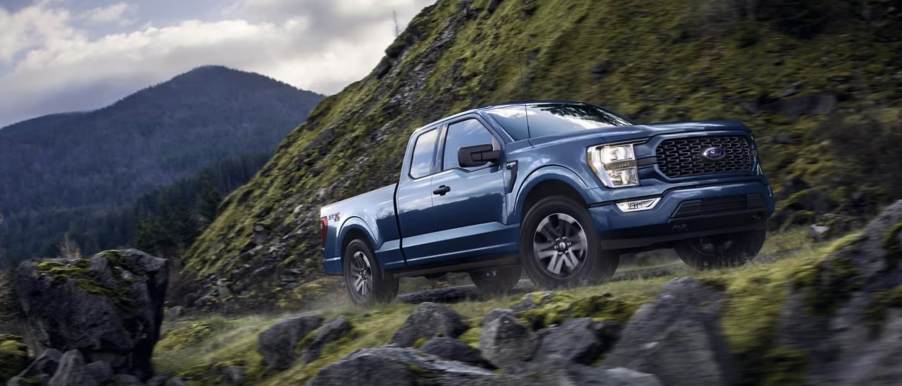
[433,185,451,196]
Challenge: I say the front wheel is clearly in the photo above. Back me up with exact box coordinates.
[675,229,766,270]
[469,266,521,296]
[343,239,398,305]
[520,196,619,288]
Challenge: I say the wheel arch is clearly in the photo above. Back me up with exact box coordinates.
[515,166,591,220]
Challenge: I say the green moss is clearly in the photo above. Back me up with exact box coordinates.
[35,257,135,310]
[519,292,637,329]
[156,322,217,352]
[793,257,861,316]
[412,337,428,349]
[0,334,30,380]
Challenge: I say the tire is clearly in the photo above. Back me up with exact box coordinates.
[675,229,766,270]
[469,266,521,296]
[520,196,619,288]
[343,239,398,305]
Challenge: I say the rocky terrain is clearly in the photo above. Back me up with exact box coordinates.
[0,203,899,385]
[181,0,902,311]
[0,201,869,385]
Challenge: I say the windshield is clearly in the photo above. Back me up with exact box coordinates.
[486,103,633,140]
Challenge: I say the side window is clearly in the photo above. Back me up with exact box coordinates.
[409,129,438,179]
[442,119,498,170]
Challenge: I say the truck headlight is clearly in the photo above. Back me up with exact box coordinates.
[588,144,639,188]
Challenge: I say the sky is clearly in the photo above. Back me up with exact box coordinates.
[0,0,435,127]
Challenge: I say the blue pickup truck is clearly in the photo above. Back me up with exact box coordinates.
[321,101,774,304]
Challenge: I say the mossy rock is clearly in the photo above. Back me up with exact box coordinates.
[0,334,30,380]
[518,292,634,329]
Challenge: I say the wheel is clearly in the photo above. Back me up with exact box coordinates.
[469,266,521,296]
[675,229,766,270]
[343,239,398,305]
[520,196,619,288]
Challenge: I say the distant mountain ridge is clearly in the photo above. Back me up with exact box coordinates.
[0,65,324,261]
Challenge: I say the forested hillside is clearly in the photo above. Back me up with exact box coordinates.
[183,0,902,311]
[0,66,323,263]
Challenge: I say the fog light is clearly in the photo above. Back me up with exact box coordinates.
[616,197,660,212]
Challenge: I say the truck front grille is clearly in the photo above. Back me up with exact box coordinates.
[656,135,753,178]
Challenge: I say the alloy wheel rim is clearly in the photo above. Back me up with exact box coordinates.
[350,250,373,297]
[532,212,589,278]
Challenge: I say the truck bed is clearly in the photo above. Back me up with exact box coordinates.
[321,183,401,274]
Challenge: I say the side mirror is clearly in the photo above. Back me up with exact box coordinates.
[458,144,500,168]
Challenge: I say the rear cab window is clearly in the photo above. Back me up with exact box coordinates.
[409,128,438,179]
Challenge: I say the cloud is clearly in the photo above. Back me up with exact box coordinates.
[79,2,133,26]
[0,0,435,127]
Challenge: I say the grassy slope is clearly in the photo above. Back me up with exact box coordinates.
[158,229,859,385]
[182,0,901,308]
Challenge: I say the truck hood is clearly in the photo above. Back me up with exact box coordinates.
[525,120,751,147]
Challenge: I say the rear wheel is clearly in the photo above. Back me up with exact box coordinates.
[343,239,398,305]
[520,196,619,288]
[675,229,766,270]
[469,266,521,296]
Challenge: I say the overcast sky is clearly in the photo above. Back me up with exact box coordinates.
[0,0,435,127]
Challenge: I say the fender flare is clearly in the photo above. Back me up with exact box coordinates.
[336,216,379,259]
[513,165,592,220]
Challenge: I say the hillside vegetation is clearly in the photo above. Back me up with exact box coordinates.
[183,0,902,310]
[0,66,323,263]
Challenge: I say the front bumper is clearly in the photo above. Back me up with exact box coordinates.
[588,181,773,250]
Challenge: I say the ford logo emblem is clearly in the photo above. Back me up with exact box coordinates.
[702,147,726,161]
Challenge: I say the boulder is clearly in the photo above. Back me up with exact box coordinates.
[398,286,481,304]
[391,303,469,347]
[534,318,619,364]
[420,337,493,368]
[300,316,353,363]
[109,374,144,386]
[308,347,509,386]
[257,313,323,370]
[84,361,113,384]
[479,309,537,370]
[603,277,734,386]
[776,200,902,385]
[48,350,96,386]
[15,249,168,379]
[6,349,61,385]
[542,363,663,386]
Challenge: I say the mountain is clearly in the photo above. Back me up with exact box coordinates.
[0,66,324,262]
[182,0,902,310]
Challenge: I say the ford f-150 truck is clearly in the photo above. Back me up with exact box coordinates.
[321,101,774,304]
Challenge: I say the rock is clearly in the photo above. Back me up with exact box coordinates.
[510,291,557,313]
[257,313,323,370]
[398,286,481,304]
[308,347,507,386]
[776,200,902,385]
[300,316,353,364]
[9,348,61,384]
[534,318,618,364]
[0,334,30,381]
[391,303,469,347]
[479,309,537,370]
[110,374,144,386]
[219,365,246,385]
[164,377,188,386]
[420,337,493,368]
[16,249,168,379]
[543,363,663,386]
[603,277,734,386]
[48,350,97,386]
[84,360,113,384]
[809,224,831,241]
[145,374,170,386]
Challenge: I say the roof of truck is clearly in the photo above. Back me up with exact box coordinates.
[414,100,591,134]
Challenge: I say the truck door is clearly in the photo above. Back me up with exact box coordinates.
[396,127,440,263]
[414,117,513,267]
